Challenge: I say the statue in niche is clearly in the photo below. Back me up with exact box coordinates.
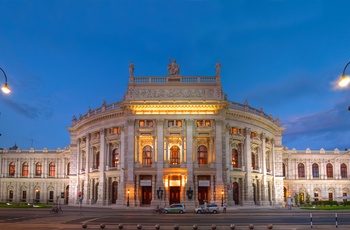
[167,58,180,75]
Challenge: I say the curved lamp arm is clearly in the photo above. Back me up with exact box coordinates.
[339,62,350,87]
[0,67,10,94]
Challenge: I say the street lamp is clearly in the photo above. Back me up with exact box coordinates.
[127,189,130,207]
[0,67,10,94]
[221,190,224,207]
[338,62,350,87]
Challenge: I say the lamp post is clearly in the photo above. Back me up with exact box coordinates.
[221,190,224,207]
[338,62,350,110]
[0,68,10,94]
[127,189,130,207]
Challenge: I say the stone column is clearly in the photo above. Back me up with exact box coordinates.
[84,134,90,205]
[242,128,254,206]
[97,128,106,205]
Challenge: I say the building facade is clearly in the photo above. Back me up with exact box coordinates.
[0,61,346,208]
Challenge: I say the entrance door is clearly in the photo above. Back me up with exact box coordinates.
[198,187,208,205]
[169,186,180,204]
[142,186,152,205]
[233,182,239,205]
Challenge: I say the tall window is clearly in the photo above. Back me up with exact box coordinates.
[142,145,152,166]
[22,191,27,202]
[232,149,240,168]
[327,163,333,178]
[341,163,347,178]
[266,152,271,171]
[22,162,28,177]
[9,162,15,176]
[298,163,305,178]
[282,163,286,177]
[94,152,100,169]
[198,145,208,165]
[312,163,319,178]
[67,162,70,176]
[112,149,119,167]
[170,146,180,165]
[49,162,55,177]
[82,152,86,171]
[35,163,42,176]
[196,120,211,127]
[139,120,153,127]
[251,153,258,170]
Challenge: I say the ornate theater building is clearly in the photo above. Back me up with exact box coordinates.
[0,60,348,208]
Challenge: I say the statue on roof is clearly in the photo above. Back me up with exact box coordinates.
[129,61,134,76]
[215,60,221,76]
[167,58,180,75]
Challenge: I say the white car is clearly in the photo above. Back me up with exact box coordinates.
[194,203,220,214]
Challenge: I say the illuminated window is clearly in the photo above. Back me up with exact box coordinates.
[232,149,240,168]
[142,145,152,165]
[198,145,208,165]
[139,120,153,127]
[312,163,319,178]
[327,163,333,178]
[341,163,347,178]
[94,152,100,169]
[251,132,257,138]
[230,127,242,134]
[196,120,211,127]
[9,162,15,176]
[49,162,55,177]
[112,149,119,167]
[168,120,182,127]
[22,162,28,177]
[170,146,180,165]
[36,163,42,176]
[298,163,305,178]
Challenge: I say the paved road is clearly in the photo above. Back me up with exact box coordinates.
[0,205,349,230]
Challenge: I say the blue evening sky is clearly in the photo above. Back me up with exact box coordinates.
[1,0,350,151]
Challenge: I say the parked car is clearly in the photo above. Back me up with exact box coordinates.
[194,203,219,214]
[164,203,186,214]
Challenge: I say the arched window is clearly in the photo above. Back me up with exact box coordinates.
[312,163,319,178]
[232,149,240,168]
[170,146,180,165]
[198,145,208,165]
[9,162,15,176]
[49,162,55,177]
[142,145,152,166]
[35,162,42,176]
[341,163,347,178]
[112,149,119,167]
[327,163,333,178]
[298,163,305,178]
[22,162,28,177]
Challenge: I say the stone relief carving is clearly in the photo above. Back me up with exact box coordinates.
[126,88,218,100]
[168,137,182,146]
[140,138,153,148]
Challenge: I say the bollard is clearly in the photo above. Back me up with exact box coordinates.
[267,224,273,229]
[248,224,254,229]
[119,224,124,229]
[211,224,216,230]
[193,224,198,230]
[100,223,106,229]
[230,224,235,229]
[155,224,160,230]
[174,224,179,230]
[82,223,87,229]
[137,224,142,229]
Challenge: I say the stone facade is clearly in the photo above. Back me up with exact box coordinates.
[0,61,343,208]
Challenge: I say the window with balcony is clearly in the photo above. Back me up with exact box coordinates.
[198,145,208,165]
[327,163,333,178]
[22,162,28,177]
[341,163,347,178]
[49,162,55,177]
[170,146,180,165]
[142,145,152,166]
[196,120,211,127]
[312,163,319,178]
[168,120,182,127]
[139,120,153,127]
[298,163,305,178]
[266,152,271,172]
[9,162,15,176]
[36,162,42,176]
[232,149,240,168]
